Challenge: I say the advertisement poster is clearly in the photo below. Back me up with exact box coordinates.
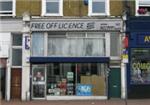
[131,48,150,84]
[76,84,92,96]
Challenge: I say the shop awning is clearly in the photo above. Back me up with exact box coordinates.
[30,57,110,64]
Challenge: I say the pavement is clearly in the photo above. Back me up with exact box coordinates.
[1,99,150,105]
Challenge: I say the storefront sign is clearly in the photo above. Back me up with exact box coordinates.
[76,84,92,96]
[138,35,150,44]
[31,19,122,31]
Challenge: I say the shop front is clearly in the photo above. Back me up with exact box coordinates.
[30,19,122,100]
[0,59,7,99]
[30,60,109,100]
[127,17,150,98]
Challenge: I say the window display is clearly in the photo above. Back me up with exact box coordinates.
[47,63,75,96]
[46,63,107,96]
[32,63,107,98]
[131,48,150,84]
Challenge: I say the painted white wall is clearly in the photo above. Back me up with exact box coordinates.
[0,33,11,58]
[21,33,30,101]
[0,19,22,32]
[105,33,110,57]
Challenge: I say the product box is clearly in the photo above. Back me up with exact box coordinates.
[81,76,91,84]
[91,75,105,96]
[60,89,66,95]
[54,88,60,96]
[67,72,74,81]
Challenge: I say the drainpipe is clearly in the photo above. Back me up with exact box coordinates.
[125,0,130,17]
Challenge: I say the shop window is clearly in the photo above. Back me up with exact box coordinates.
[46,63,107,96]
[88,0,109,16]
[12,49,22,66]
[31,33,44,56]
[110,33,121,57]
[131,48,150,84]
[136,0,150,16]
[48,32,105,57]
[42,0,63,16]
[0,0,15,16]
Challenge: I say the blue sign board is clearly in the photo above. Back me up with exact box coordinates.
[138,34,150,45]
[76,84,92,96]
[25,36,30,50]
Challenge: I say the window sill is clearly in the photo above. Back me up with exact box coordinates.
[42,13,63,17]
[136,13,150,16]
[88,13,108,17]
[0,14,15,17]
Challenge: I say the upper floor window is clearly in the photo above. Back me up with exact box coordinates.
[0,0,15,16]
[88,0,109,16]
[42,0,63,16]
[136,0,150,16]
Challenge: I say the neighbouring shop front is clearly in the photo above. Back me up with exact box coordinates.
[127,17,150,98]
[30,19,122,100]
[0,59,7,99]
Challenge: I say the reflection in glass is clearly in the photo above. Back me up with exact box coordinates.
[92,2,105,13]
[46,2,59,13]
[0,2,12,11]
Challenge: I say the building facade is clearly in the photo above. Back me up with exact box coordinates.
[0,0,125,101]
[126,17,150,98]
[126,0,150,99]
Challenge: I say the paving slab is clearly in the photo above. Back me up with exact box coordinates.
[1,99,150,105]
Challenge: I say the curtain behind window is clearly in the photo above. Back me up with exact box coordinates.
[48,32,105,57]
[32,33,44,56]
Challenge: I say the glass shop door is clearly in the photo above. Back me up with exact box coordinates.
[32,65,46,99]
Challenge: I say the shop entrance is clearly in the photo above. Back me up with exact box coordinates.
[11,68,21,99]
[31,63,108,99]
[109,68,121,98]
[0,59,7,99]
[0,68,6,99]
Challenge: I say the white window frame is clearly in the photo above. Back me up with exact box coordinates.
[11,33,22,68]
[0,0,16,16]
[42,0,63,16]
[136,0,150,16]
[88,0,109,16]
